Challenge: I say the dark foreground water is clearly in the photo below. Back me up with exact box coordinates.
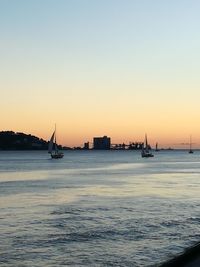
[0,150,200,266]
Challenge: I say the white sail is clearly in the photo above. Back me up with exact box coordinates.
[48,126,64,158]
[141,134,154,157]
[48,131,55,153]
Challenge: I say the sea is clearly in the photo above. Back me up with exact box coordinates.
[0,150,200,267]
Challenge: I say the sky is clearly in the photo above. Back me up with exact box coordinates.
[1,0,200,148]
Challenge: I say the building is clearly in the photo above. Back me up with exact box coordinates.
[83,142,89,150]
[93,136,111,150]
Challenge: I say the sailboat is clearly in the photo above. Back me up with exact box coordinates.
[141,134,154,158]
[155,142,160,152]
[189,135,193,154]
[48,126,64,159]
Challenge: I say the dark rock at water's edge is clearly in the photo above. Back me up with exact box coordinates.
[158,242,200,267]
[0,131,63,150]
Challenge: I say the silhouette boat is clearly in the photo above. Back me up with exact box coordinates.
[189,135,193,154]
[141,134,154,158]
[155,142,160,152]
[48,126,64,159]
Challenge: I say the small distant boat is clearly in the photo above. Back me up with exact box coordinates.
[155,142,160,152]
[141,134,154,158]
[189,135,194,154]
[48,125,64,159]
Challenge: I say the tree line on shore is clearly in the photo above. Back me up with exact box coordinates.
[0,131,63,150]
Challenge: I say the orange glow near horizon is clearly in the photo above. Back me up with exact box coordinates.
[2,107,200,149]
[2,81,200,148]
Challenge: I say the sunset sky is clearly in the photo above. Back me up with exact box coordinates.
[1,0,200,148]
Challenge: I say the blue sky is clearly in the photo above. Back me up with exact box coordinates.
[1,0,200,88]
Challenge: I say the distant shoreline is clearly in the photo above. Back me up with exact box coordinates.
[0,148,199,151]
[0,131,199,151]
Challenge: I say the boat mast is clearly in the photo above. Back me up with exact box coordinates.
[54,123,57,154]
[55,124,57,146]
[188,134,194,154]
[145,134,147,148]
[145,134,149,152]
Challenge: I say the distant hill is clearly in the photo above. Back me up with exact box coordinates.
[0,131,62,150]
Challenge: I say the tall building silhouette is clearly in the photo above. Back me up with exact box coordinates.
[93,136,111,150]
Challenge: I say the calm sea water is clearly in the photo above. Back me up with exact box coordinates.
[0,150,200,266]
